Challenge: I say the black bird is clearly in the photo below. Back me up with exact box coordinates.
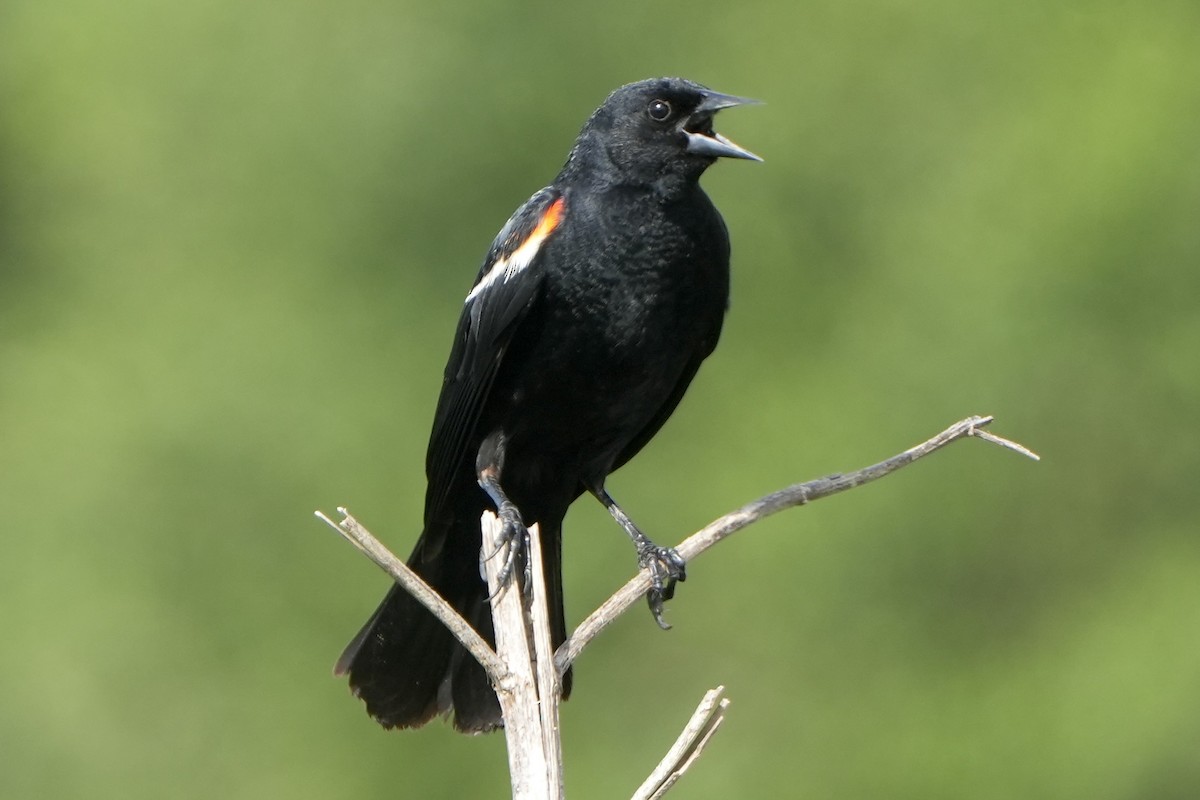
[336,77,760,732]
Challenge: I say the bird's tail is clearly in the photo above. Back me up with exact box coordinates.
[335,519,571,733]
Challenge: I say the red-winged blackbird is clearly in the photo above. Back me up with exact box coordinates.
[336,77,760,732]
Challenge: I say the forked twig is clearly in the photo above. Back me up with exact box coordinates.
[632,686,731,800]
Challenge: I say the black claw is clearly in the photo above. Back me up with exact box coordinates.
[647,589,671,630]
[636,543,687,628]
[660,577,678,602]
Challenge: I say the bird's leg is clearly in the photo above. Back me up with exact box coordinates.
[477,436,529,593]
[589,484,686,629]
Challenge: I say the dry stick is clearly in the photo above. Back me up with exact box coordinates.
[480,515,560,800]
[556,414,1038,672]
[315,507,505,681]
[632,686,731,800]
[319,414,1035,799]
[319,509,562,797]
[524,520,565,787]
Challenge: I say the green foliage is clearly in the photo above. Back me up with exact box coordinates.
[2,0,1198,796]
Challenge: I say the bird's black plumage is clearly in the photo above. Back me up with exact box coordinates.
[336,77,759,732]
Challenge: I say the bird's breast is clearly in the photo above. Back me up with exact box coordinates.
[489,192,729,467]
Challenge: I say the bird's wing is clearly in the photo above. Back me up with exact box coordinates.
[422,187,566,534]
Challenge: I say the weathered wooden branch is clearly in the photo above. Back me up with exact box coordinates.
[555,414,1037,670]
[480,515,563,798]
[318,510,563,798]
[319,413,1037,799]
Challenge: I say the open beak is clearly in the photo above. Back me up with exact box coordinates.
[684,90,763,162]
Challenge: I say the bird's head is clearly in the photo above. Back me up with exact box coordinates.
[561,77,761,193]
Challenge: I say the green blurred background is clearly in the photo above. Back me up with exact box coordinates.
[3,0,1198,797]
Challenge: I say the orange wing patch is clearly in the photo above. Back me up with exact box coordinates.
[533,197,565,240]
[466,195,566,304]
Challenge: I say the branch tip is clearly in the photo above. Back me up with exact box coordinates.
[632,685,731,800]
[971,427,1041,460]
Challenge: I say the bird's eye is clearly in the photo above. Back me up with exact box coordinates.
[647,99,672,122]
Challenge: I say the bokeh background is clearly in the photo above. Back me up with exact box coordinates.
[3,0,1198,797]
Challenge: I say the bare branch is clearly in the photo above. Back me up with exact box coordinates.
[525,519,565,785]
[632,686,731,800]
[315,507,505,681]
[322,414,1034,799]
[482,515,564,799]
[558,414,1036,670]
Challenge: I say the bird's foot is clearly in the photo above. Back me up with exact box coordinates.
[482,501,529,598]
[636,542,687,630]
